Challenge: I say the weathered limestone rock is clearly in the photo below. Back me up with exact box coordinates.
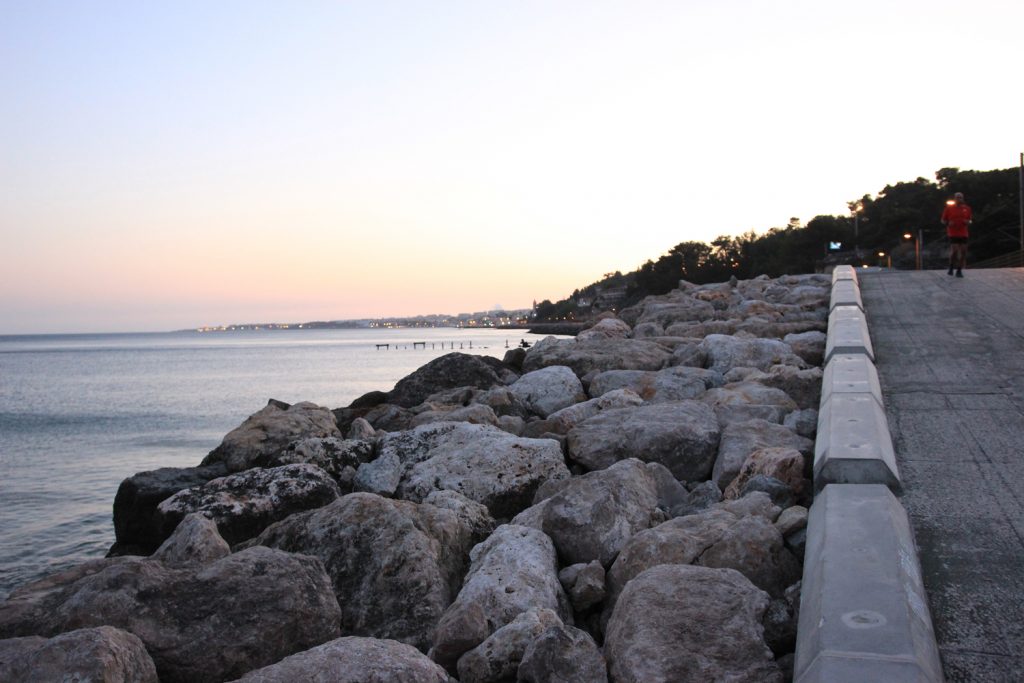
[245,492,482,651]
[256,437,375,491]
[633,299,717,328]
[150,512,230,566]
[700,380,798,425]
[455,607,563,683]
[201,400,341,472]
[697,514,802,597]
[156,463,341,546]
[711,419,813,491]
[518,623,608,683]
[784,330,827,366]
[473,386,531,418]
[509,365,587,418]
[669,480,722,518]
[387,353,506,408]
[430,525,570,671]
[783,407,818,438]
[522,389,643,438]
[110,463,229,555]
[568,402,720,481]
[373,422,570,517]
[698,334,808,375]
[410,403,500,428]
[588,366,721,403]
[577,316,632,341]
[630,321,665,338]
[362,403,415,432]
[604,565,782,683]
[567,560,606,612]
[0,547,341,683]
[232,637,450,683]
[0,626,158,683]
[740,475,796,508]
[723,447,807,501]
[745,365,824,410]
[347,416,377,440]
[522,338,671,377]
[774,505,808,536]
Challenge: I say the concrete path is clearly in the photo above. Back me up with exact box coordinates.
[860,268,1024,682]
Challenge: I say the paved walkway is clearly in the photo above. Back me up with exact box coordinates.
[860,268,1024,682]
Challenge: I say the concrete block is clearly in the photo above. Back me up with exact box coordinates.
[794,484,943,683]
[831,265,857,284]
[829,278,863,312]
[825,305,874,363]
[822,353,883,407]
[814,393,900,492]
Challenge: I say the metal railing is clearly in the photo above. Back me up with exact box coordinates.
[970,249,1024,269]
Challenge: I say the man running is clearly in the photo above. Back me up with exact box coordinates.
[941,191,972,277]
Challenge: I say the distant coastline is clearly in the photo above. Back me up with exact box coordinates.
[188,307,536,334]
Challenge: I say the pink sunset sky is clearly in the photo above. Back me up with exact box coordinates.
[2,1,1021,333]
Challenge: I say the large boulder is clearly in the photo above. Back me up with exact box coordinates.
[387,353,506,408]
[517,623,607,683]
[697,334,808,375]
[699,380,798,426]
[604,565,782,683]
[783,330,827,366]
[255,437,376,491]
[232,637,450,683]
[522,338,671,377]
[456,607,563,683]
[367,422,570,517]
[155,463,341,546]
[509,365,587,418]
[723,447,807,502]
[244,491,486,651]
[0,626,158,683]
[0,546,341,683]
[522,389,644,438]
[712,419,813,491]
[430,525,570,671]
[201,400,341,472]
[576,317,632,341]
[587,366,721,403]
[411,403,501,428]
[110,463,229,556]
[150,512,231,567]
[567,402,720,481]
[740,365,823,410]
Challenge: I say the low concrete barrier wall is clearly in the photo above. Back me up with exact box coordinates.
[824,306,874,363]
[829,278,863,312]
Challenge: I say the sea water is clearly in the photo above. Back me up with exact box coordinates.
[0,327,554,599]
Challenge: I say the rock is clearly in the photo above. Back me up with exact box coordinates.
[411,403,500,428]
[763,597,798,655]
[740,475,796,509]
[201,400,341,472]
[155,463,341,546]
[423,489,497,544]
[568,560,606,612]
[522,338,671,377]
[568,402,720,481]
[588,366,720,403]
[518,623,607,683]
[455,607,562,683]
[633,299,716,328]
[577,317,631,341]
[783,330,827,366]
[783,408,818,438]
[496,415,525,435]
[784,526,807,560]
[774,505,808,536]
[353,451,402,497]
[669,480,722,518]
[473,386,531,418]
[0,626,157,683]
[347,417,378,440]
[245,492,480,651]
[538,459,663,567]
[257,437,375,491]
[387,353,505,408]
[232,636,450,683]
[430,525,570,670]
[630,321,665,338]
[668,339,707,368]
[697,514,802,597]
[509,366,587,418]
[723,447,806,501]
[698,334,808,375]
[0,546,341,683]
[362,403,415,432]
[711,419,813,491]
[503,347,527,371]
[744,365,823,410]
[150,512,230,566]
[716,491,781,521]
[604,565,782,683]
[522,389,643,438]
[700,381,797,425]
[110,463,229,556]
[376,422,570,518]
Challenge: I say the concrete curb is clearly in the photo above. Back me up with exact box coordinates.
[829,278,863,312]
[796,270,944,682]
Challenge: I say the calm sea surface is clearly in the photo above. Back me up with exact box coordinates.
[0,327,555,599]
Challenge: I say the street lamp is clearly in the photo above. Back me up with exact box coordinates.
[877,251,891,269]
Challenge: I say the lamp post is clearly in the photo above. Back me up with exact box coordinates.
[903,232,921,270]
[878,251,891,269]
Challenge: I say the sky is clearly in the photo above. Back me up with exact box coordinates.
[2,1,1021,333]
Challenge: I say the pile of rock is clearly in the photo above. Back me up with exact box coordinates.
[0,273,830,682]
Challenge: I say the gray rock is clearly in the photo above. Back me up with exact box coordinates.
[522,389,643,438]
[784,526,807,560]
[630,321,665,338]
[354,451,402,496]
[774,505,808,536]
[740,475,795,509]
[711,419,813,491]
[783,407,818,438]
[509,366,587,418]
[232,636,450,683]
[110,463,229,555]
[763,597,798,655]
[700,381,797,426]
[698,334,808,375]
[155,463,341,546]
[201,400,341,472]
[697,514,802,597]
[245,492,479,651]
[387,352,506,408]
[723,447,806,501]
[377,422,570,518]
[604,565,782,683]
[347,416,378,440]
[743,365,824,410]
[668,339,707,368]
[522,338,671,377]
[411,403,500,428]
[518,623,607,683]
[455,607,562,683]
[633,299,717,328]
[569,560,606,612]
[568,402,720,481]
[259,437,375,491]
[363,403,415,432]
[430,525,570,670]
[150,512,230,566]
[0,626,157,683]
[577,317,631,341]
[0,546,341,683]
[669,480,722,518]
[715,490,781,521]
[423,489,497,544]
[473,386,531,418]
[539,459,662,567]
[783,330,827,366]
[588,366,719,403]
[496,415,525,435]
